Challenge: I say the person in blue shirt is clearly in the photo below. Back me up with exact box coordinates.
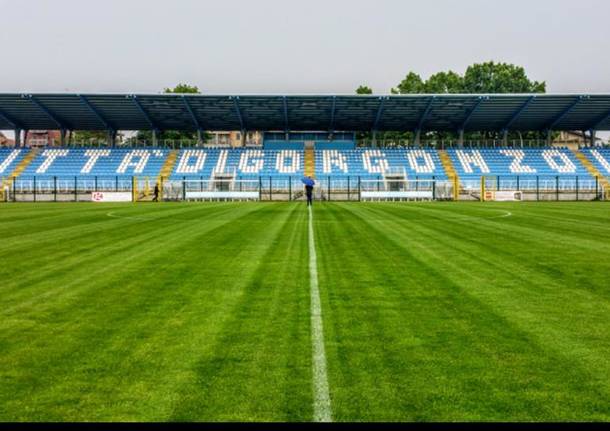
[303,176,315,207]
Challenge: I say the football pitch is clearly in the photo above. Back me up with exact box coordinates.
[1,201,610,422]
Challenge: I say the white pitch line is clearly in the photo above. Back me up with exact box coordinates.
[308,205,332,422]
[106,211,156,221]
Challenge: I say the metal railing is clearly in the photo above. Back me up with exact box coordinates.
[357,139,607,149]
[6,138,609,149]
[2,174,606,203]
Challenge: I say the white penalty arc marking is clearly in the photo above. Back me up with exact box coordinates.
[436,208,513,221]
[106,211,157,221]
[308,205,332,422]
[495,211,513,219]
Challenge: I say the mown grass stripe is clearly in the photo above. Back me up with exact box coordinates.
[309,205,332,422]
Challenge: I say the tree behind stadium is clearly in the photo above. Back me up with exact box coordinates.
[129,83,210,146]
[359,61,546,142]
[391,62,545,94]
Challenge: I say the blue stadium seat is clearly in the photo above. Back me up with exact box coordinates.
[0,148,28,177]
[447,147,594,189]
[171,148,304,180]
[15,148,170,191]
[263,140,355,150]
[314,149,448,180]
[6,146,602,192]
[20,148,169,177]
[263,141,305,150]
[581,148,610,177]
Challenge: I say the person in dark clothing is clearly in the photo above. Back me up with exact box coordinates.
[304,176,315,206]
[153,183,160,202]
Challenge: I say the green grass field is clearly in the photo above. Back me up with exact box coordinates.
[1,201,610,422]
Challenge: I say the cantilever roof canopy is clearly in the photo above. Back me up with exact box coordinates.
[0,93,610,133]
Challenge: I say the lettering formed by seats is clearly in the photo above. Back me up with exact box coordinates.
[0,149,21,174]
[117,150,160,174]
[589,149,610,174]
[362,150,388,174]
[499,149,536,174]
[238,150,265,174]
[81,149,111,174]
[8,147,597,181]
[456,150,490,174]
[542,149,576,174]
[322,150,348,174]
[176,150,207,174]
[407,150,435,174]
[36,149,69,174]
[275,150,300,174]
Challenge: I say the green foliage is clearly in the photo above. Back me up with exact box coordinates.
[132,83,210,145]
[391,72,425,94]
[356,85,373,95]
[463,62,545,94]
[164,83,200,94]
[386,61,547,142]
[71,130,111,144]
[392,62,545,96]
[425,71,464,94]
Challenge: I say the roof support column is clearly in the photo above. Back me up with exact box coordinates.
[500,95,535,148]
[60,129,67,147]
[371,96,386,149]
[107,130,117,147]
[14,129,22,148]
[458,129,464,148]
[328,96,336,140]
[282,96,289,140]
[152,130,158,146]
[414,129,421,147]
[240,130,246,147]
[197,129,203,145]
[546,130,552,147]
[590,129,597,147]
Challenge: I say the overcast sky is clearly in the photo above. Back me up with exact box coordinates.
[1,0,610,96]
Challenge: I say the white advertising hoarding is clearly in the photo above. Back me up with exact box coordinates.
[489,191,522,202]
[185,191,259,199]
[91,192,133,202]
[360,191,433,199]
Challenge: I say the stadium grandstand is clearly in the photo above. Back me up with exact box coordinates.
[1,93,610,202]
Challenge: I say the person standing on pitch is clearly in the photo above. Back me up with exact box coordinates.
[153,183,160,202]
[302,176,315,206]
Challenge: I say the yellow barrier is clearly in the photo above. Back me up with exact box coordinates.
[2,149,39,196]
[132,177,138,202]
[572,149,610,200]
[439,150,460,201]
[158,177,164,202]
[144,177,150,198]
[0,178,6,202]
